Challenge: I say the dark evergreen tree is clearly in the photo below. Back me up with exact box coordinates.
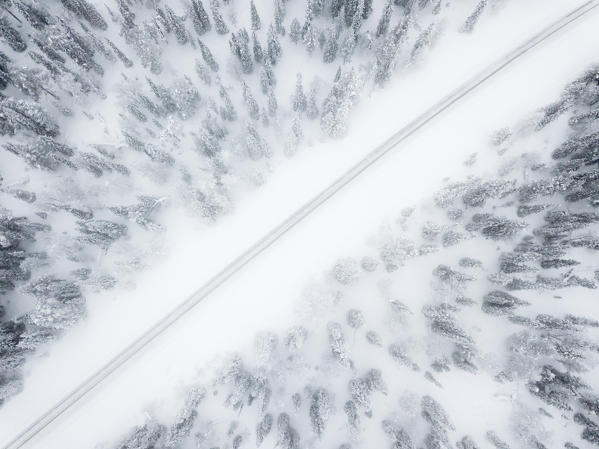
[290,19,302,43]
[61,0,108,30]
[331,0,344,18]
[350,0,364,34]
[321,69,360,137]
[211,0,229,34]
[267,25,282,64]
[302,21,316,55]
[306,85,319,120]
[242,82,259,120]
[395,0,415,11]
[267,89,277,117]
[375,18,409,84]
[155,6,172,34]
[461,0,487,34]
[218,83,237,121]
[196,126,221,158]
[0,52,10,90]
[246,123,267,160]
[191,0,212,35]
[57,23,103,75]
[318,29,327,50]
[362,0,373,19]
[285,114,303,155]
[165,5,189,45]
[198,40,219,72]
[77,220,128,249]
[33,37,66,64]
[261,108,269,127]
[250,1,261,31]
[0,18,27,52]
[260,58,276,94]
[105,39,133,67]
[305,0,316,21]
[1,100,60,138]
[322,30,338,63]
[376,0,393,37]
[274,0,286,35]
[340,31,357,62]
[252,32,264,64]
[118,0,136,30]
[311,0,325,18]
[238,31,254,74]
[229,30,253,74]
[15,1,52,30]
[344,0,359,28]
[256,413,273,446]
[410,22,435,61]
[310,388,332,436]
[292,74,307,113]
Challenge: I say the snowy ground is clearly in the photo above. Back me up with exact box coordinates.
[2,2,598,447]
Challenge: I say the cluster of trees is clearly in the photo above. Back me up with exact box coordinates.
[109,63,599,448]
[418,66,599,447]
[0,0,508,407]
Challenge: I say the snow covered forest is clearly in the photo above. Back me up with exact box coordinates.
[1,0,599,448]
[102,64,599,449]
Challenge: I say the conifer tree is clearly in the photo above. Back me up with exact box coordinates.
[242,82,260,120]
[195,61,212,85]
[292,74,307,113]
[376,0,393,37]
[211,0,229,35]
[363,0,373,19]
[285,114,303,156]
[322,30,338,63]
[302,22,316,55]
[0,17,27,52]
[15,2,52,30]
[219,83,237,121]
[267,89,278,117]
[198,40,219,72]
[344,0,359,28]
[229,30,253,74]
[62,0,108,30]
[238,31,254,74]
[311,0,325,18]
[261,108,270,127]
[253,33,264,63]
[306,85,319,120]
[350,0,364,34]
[331,0,344,18]
[267,25,282,64]
[260,58,276,93]
[246,122,263,159]
[461,0,487,34]
[321,69,360,138]
[165,6,189,45]
[340,31,357,63]
[106,39,134,67]
[274,0,286,35]
[290,19,302,43]
[250,1,262,31]
[191,0,212,35]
